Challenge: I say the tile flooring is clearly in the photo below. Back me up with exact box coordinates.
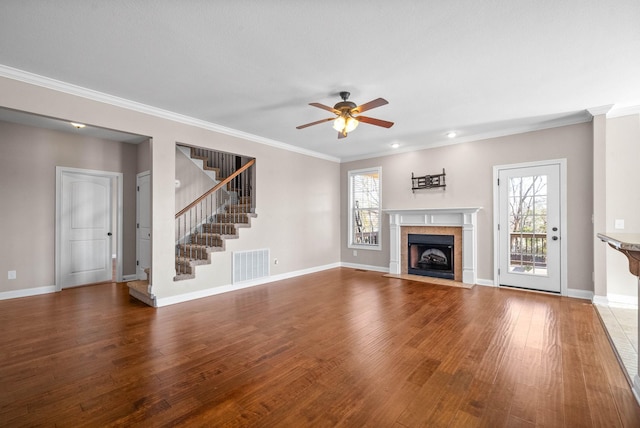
[595,304,638,384]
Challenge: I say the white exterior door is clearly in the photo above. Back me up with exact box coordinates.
[136,172,151,280]
[58,169,113,288]
[497,162,562,293]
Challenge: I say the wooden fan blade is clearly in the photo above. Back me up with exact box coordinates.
[355,115,394,128]
[309,102,340,114]
[353,98,388,114]
[296,117,335,129]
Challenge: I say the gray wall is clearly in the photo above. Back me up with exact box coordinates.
[0,120,138,292]
[3,74,636,301]
[605,114,640,299]
[341,122,594,292]
[137,138,151,173]
[0,76,342,300]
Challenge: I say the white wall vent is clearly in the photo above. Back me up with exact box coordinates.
[232,248,270,284]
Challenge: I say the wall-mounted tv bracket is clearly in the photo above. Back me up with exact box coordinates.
[411,168,446,192]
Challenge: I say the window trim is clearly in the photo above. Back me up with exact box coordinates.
[348,166,382,251]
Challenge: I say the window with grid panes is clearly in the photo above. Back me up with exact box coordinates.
[348,167,381,250]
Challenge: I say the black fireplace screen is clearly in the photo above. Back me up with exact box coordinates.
[408,234,454,280]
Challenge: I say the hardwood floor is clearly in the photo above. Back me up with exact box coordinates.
[1,268,639,427]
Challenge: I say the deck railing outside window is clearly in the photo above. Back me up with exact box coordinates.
[509,232,547,273]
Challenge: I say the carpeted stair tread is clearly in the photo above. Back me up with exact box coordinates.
[201,223,237,235]
[190,233,224,246]
[216,213,250,224]
[225,204,254,213]
[177,244,210,260]
[174,273,195,281]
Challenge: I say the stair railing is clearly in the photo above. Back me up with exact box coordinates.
[175,159,255,276]
[190,147,253,182]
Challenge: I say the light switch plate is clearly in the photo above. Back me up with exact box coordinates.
[614,219,625,230]
[8,270,16,280]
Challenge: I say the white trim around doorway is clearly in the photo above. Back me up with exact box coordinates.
[55,166,124,290]
[492,159,568,296]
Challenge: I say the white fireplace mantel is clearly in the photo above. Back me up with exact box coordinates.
[384,207,481,284]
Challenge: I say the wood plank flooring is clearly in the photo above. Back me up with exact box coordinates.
[1,268,639,426]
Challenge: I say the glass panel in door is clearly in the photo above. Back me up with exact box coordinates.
[508,174,547,276]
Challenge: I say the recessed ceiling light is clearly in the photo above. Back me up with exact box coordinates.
[447,131,457,138]
[391,143,400,149]
[70,122,86,129]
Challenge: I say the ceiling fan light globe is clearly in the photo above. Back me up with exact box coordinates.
[332,116,346,132]
[345,116,359,133]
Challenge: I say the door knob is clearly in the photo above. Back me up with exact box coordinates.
[107,232,112,236]
[552,227,558,231]
[552,236,558,241]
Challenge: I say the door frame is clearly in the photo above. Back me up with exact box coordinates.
[136,170,151,281]
[492,159,568,296]
[55,166,124,291]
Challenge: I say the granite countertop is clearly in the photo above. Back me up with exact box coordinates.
[597,233,640,252]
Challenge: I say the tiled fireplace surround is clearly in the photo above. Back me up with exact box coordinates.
[384,208,481,285]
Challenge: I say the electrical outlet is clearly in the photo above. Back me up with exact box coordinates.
[614,219,625,230]
[353,250,357,256]
[8,270,16,280]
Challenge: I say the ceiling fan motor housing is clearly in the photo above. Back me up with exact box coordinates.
[334,101,357,112]
[335,91,357,113]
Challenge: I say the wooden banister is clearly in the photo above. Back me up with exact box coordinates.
[175,158,255,218]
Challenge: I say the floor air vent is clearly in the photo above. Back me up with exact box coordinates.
[233,248,270,284]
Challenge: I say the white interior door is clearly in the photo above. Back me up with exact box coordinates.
[497,163,562,293]
[136,171,151,280]
[58,170,113,288]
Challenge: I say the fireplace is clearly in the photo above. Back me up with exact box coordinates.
[408,234,455,279]
[384,207,480,284]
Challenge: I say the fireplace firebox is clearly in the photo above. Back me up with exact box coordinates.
[408,234,454,280]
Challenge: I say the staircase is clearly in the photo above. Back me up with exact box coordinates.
[174,146,256,281]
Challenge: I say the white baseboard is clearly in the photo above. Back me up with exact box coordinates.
[154,264,601,307]
[606,293,638,308]
[122,274,138,282]
[567,288,594,301]
[634,375,640,406]
[592,295,609,305]
[340,262,389,273]
[0,285,57,300]
[267,262,342,282]
[155,263,341,307]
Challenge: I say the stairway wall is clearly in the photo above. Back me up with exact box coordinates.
[175,146,215,212]
[169,145,341,298]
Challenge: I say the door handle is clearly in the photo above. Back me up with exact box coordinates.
[107,232,112,236]
[552,227,558,232]
[552,236,558,241]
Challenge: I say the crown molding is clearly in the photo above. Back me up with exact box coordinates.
[608,104,640,118]
[586,104,614,117]
[0,64,340,163]
[340,110,593,163]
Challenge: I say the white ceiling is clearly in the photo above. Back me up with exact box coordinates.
[1,1,639,162]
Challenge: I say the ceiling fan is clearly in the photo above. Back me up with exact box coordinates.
[296,91,394,139]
